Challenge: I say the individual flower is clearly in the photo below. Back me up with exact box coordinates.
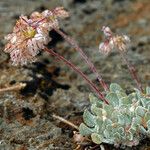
[101,26,112,38]
[30,7,69,31]
[99,39,114,55]
[112,34,130,52]
[99,26,130,55]
[52,7,69,18]
[4,16,50,65]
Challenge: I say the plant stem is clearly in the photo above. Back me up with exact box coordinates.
[119,51,143,92]
[53,28,109,92]
[44,47,109,104]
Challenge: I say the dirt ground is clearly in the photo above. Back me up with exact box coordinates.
[0,0,150,149]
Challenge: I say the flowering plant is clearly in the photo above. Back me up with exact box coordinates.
[3,6,149,148]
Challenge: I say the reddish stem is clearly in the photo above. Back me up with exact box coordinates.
[44,47,109,104]
[119,51,143,92]
[53,28,109,92]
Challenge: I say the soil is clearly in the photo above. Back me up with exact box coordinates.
[0,0,150,150]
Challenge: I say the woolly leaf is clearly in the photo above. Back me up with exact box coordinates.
[126,131,133,141]
[144,112,150,122]
[110,83,123,93]
[131,116,141,130]
[91,133,103,144]
[103,104,114,117]
[103,129,110,138]
[118,127,124,135]
[96,117,104,130]
[106,92,119,107]
[139,126,147,134]
[89,93,103,107]
[140,97,150,108]
[79,123,94,136]
[147,120,150,130]
[117,92,127,99]
[105,118,112,125]
[146,87,150,95]
[128,92,137,101]
[148,105,150,112]
[91,104,102,116]
[119,96,131,105]
[106,124,112,132]
[118,114,125,125]
[135,106,146,117]
[121,114,132,126]
[83,109,96,127]
[113,132,120,140]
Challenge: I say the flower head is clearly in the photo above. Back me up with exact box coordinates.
[99,26,130,55]
[4,15,50,65]
[4,7,69,65]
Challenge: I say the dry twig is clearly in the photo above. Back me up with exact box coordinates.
[52,114,79,130]
[0,83,26,94]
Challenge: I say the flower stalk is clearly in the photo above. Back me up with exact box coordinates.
[99,26,143,92]
[44,47,109,104]
[53,28,109,92]
[119,51,143,92]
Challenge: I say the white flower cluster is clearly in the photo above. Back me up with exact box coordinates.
[99,26,130,55]
[4,7,69,65]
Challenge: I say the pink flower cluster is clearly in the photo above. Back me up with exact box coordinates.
[99,26,130,55]
[4,7,69,65]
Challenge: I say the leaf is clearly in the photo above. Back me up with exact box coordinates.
[119,97,131,105]
[110,83,123,93]
[83,109,96,127]
[113,132,121,140]
[79,123,94,136]
[105,118,112,125]
[148,105,150,112]
[103,129,110,138]
[131,116,141,130]
[139,126,147,134]
[91,133,103,144]
[89,93,103,107]
[103,104,114,117]
[126,131,133,141]
[123,114,132,125]
[135,106,146,117]
[96,117,104,131]
[147,120,150,130]
[118,114,125,125]
[118,127,124,135]
[128,92,137,101]
[91,104,102,116]
[106,124,112,131]
[106,92,119,107]
[146,87,150,95]
[117,92,127,99]
[144,112,150,122]
[140,97,150,108]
